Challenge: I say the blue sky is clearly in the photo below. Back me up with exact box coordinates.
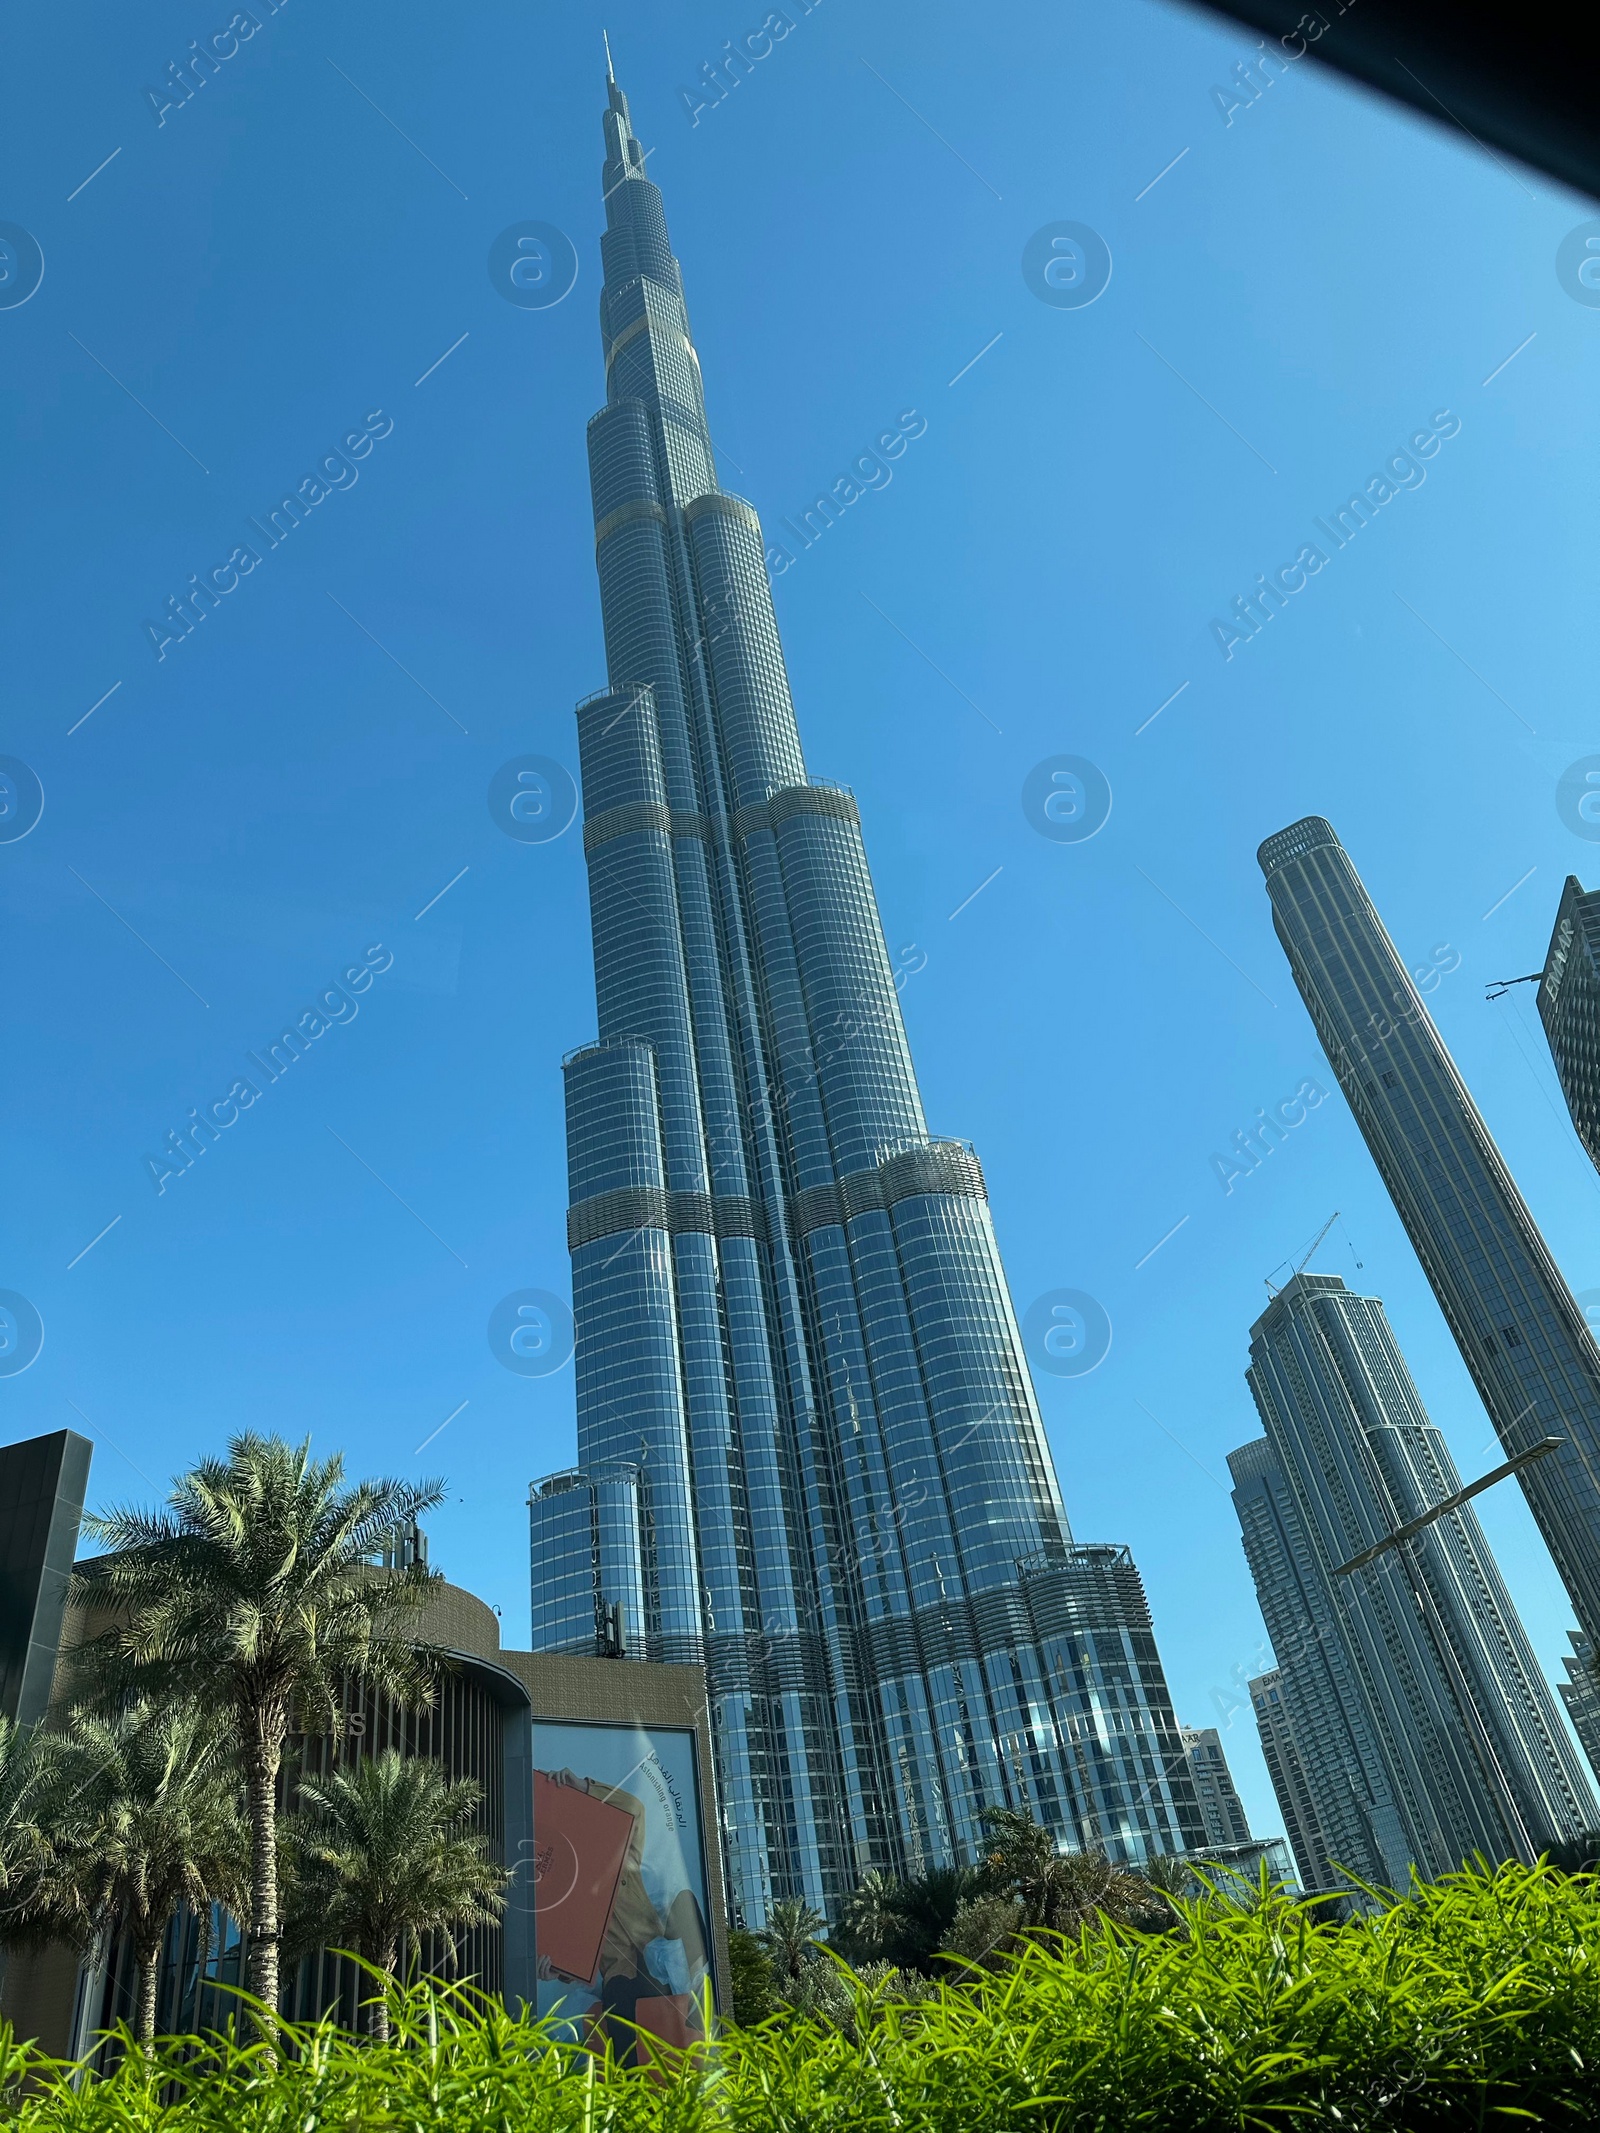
[3,0,1598,1846]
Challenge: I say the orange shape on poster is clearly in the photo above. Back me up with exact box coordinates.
[530,1772,634,1981]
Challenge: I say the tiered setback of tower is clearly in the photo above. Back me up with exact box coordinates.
[529,73,1204,1924]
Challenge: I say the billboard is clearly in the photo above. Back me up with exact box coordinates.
[528,1720,712,2058]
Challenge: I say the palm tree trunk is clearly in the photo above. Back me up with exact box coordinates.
[134,1940,162,2048]
[194,1904,213,2032]
[243,1704,288,2014]
[370,1940,397,2043]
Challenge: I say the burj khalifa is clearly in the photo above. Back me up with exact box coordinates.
[529,63,1202,1923]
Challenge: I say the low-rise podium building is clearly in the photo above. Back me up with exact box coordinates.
[0,1430,728,2057]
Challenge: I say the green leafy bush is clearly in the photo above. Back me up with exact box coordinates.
[725,1928,774,2027]
[3,1861,1597,2129]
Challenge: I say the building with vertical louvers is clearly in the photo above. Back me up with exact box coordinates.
[528,63,1203,1926]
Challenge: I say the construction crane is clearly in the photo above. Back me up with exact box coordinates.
[1264,1210,1341,1299]
[1486,971,1541,1001]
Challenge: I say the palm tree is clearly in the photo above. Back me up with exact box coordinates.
[977,1806,1155,1936]
[1027,1849,1154,1935]
[976,1805,1057,1899]
[878,1865,984,1971]
[57,1701,244,2045]
[0,1717,90,1989]
[72,1433,444,2013]
[288,1751,506,2040]
[1141,1850,1193,1898]
[1,1716,53,1944]
[829,1864,989,1974]
[833,1867,898,1963]
[1140,1849,1194,1925]
[757,1895,825,1983]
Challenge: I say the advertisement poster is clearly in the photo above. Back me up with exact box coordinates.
[529,1721,712,2058]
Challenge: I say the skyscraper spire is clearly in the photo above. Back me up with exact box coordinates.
[600,56,643,192]
[529,75,1204,1926]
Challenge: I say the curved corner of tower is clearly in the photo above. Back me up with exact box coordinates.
[682,488,760,528]
[1257,816,1341,879]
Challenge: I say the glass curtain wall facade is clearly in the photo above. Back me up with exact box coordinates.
[1231,1273,1594,1888]
[1258,818,1600,1658]
[1537,875,1600,1178]
[529,69,1202,1925]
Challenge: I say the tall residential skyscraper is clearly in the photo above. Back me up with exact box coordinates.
[1179,1725,1253,1849]
[1258,818,1600,1656]
[1249,1669,1328,1891]
[1536,875,1600,1179]
[1230,1272,1594,1888]
[528,68,1203,1925]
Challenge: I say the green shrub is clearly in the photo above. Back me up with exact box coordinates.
[725,1927,774,2026]
[3,1860,1597,2129]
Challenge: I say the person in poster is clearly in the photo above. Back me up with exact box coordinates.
[529,1723,711,2060]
